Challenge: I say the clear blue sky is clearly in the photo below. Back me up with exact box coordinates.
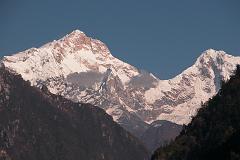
[1,0,240,79]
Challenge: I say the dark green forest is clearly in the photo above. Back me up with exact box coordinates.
[152,65,240,160]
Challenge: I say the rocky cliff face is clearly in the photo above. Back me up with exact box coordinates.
[0,66,149,160]
[2,30,240,143]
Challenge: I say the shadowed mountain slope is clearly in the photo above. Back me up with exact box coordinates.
[0,66,149,160]
[141,120,182,152]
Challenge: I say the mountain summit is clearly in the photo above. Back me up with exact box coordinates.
[2,30,240,146]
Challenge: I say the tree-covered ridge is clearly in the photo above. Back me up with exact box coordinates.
[152,65,240,160]
[0,66,149,160]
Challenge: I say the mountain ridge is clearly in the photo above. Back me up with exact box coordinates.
[2,29,240,150]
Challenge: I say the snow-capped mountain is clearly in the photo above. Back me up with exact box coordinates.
[2,30,240,138]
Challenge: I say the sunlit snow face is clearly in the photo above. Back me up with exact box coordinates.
[3,30,240,128]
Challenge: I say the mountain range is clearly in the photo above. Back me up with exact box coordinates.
[2,30,240,151]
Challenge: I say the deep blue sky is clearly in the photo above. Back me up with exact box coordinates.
[1,0,240,79]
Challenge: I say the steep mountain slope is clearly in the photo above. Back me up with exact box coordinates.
[141,120,182,152]
[146,50,240,124]
[2,30,149,137]
[3,30,240,140]
[0,66,149,160]
[151,65,240,160]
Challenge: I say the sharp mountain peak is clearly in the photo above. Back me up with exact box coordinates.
[2,30,240,150]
